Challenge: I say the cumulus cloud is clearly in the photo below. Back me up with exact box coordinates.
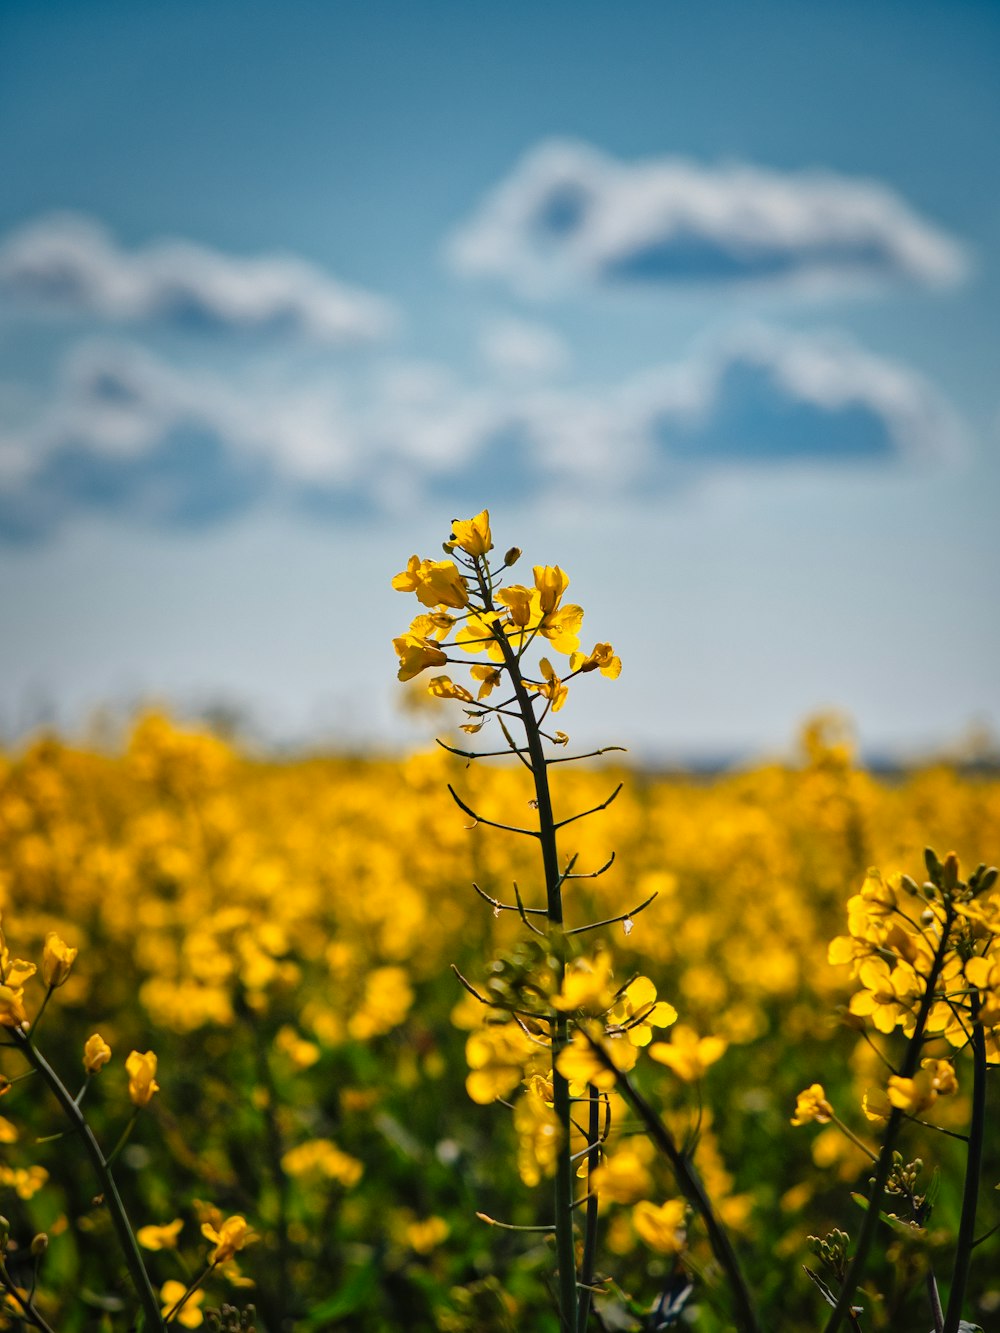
[0,213,397,342]
[447,139,969,298]
[0,328,964,541]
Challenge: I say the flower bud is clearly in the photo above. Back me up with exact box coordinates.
[503,546,522,567]
[30,1232,48,1257]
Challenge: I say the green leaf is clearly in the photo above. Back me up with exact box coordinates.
[300,1260,378,1327]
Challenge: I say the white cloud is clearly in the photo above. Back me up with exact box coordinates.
[0,213,398,342]
[478,316,570,377]
[0,326,965,541]
[447,139,970,298]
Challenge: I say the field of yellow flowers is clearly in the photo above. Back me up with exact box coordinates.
[1,710,998,1331]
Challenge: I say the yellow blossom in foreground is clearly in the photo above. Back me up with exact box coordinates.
[0,985,27,1028]
[41,932,78,988]
[632,1199,687,1254]
[83,1033,112,1074]
[392,634,449,683]
[126,1050,160,1107]
[591,1149,654,1204]
[528,658,568,712]
[569,642,622,679]
[887,1060,958,1116]
[513,1088,563,1187]
[553,953,617,1015]
[465,1021,545,1104]
[201,1213,254,1264]
[648,1024,726,1080]
[862,1086,892,1122]
[427,675,474,704]
[138,1218,185,1251]
[556,1025,638,1092]
[790,1084,834,1126]
[160,1280,204,1329]
[610,976,678,1047]
[446,509,493,557]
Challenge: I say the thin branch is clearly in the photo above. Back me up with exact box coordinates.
[472,881,548,916]
[447,784,539,837]
[436,738,529,762]
[547,747,628,766]
[554,783,624,831]
[477,1213,555,1233]
[449,965,553,1024]
[565,891,659,937]
[513,882,548,937]
[562,853,616,882]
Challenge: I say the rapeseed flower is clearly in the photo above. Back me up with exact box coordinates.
[126,1050,160,1107]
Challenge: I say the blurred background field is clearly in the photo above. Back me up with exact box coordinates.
[1,712,998,1329]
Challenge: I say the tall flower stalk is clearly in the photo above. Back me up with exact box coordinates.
[392,509,758,1332]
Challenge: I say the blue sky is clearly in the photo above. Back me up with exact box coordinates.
[1,0,998,758]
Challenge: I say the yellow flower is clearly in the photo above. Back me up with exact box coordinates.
[465,1022,544,1104]
[528,658,568,713]
[790,1083,834,1126]
[513,1087,563,1187]
[427,675,474,704]
[497,584,534,629]
[470,664,503,699]
[553,954,617,1016]
[862,1086,892,1122]
[648,1024,726,1080]
[393,635,449,682]
[446,510,493,557]
[556,1025,638,1092]
[282,1139,363,1187]
[887,1060,958,1115]
[392,557,469,609]
[609,976,678,1047]
[0,985,28,1029]
[201,1213,254,1263]
[126,1050,160,1107]
[591,1149,654,1204]
[138,1218,184,1250]
[405,1215,450,1254]
[41,932,78,988]
[632,1199,687,1254]
[533,565,570,615]
[83,1033,112,1074]
[160,1280,204,1328]
[849,957,921,1035]
[570,642,622,679]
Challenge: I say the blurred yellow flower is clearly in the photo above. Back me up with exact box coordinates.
[632,1199,687,1254]
[138,1218,184,1250]
[160,1280,204,1328]
[41,932,78,988]
[201,1213,254,1264]
[83,1033,112,1074]
[126,1050,160,1107]
[648,1025,726,1080]
[790,1083,834,1126]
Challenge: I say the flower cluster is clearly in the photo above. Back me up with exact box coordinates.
[393,509,621,732]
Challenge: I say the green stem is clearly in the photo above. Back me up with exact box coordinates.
[823,915,953,1333]
[615,1069,762,1333]
[943,995,986,1333]
[476,561,578,1333]
[576,1086,601,1332]
[12,1030,164,1331]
